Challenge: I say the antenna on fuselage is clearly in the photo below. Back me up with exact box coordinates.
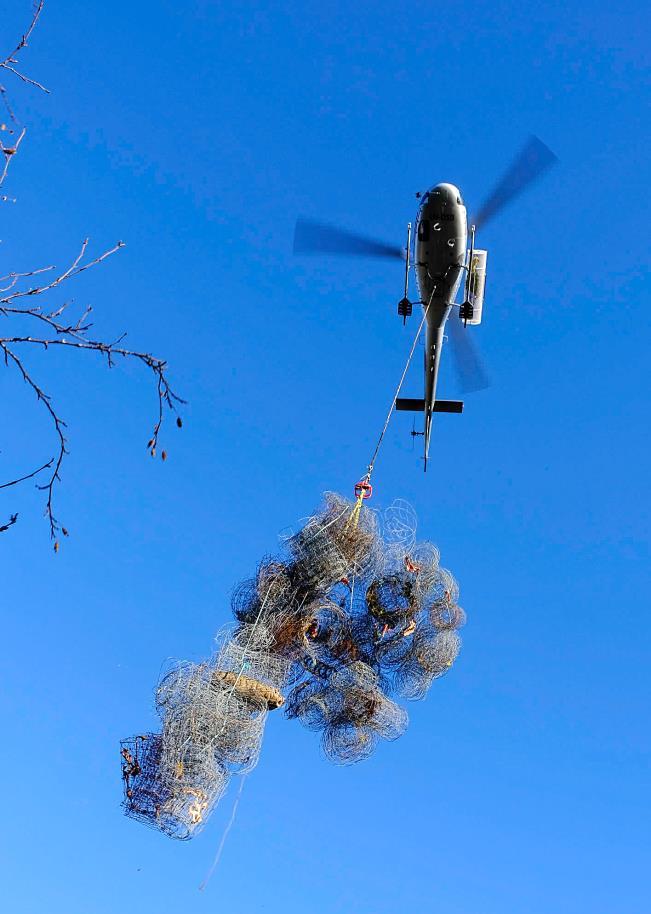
[410,416,424,452]
[397,222,413,325]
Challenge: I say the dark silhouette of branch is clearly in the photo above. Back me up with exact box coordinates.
[1,240,185,541]
[1,4,185,546]
[0,458,53,490]
[0,513,19,533]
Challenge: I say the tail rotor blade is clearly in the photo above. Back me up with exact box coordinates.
[472,135,558,231]
[447,317,491,393]
[293,218,403,259]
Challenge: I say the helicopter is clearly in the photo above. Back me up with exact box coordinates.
[293,136,557,470]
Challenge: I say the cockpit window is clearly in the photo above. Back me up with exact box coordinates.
[418,219,430,242]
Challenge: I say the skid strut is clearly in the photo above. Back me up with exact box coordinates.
[397,222,413,324]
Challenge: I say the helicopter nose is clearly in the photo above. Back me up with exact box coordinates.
[430,183,464,206]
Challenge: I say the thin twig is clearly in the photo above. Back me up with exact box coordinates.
[0,63,48,94]
[0,126,26,187]
[0,1,48,190]
[0,513,19,533]
[0,240,123,303]
[0,265,55,293]
[1,1,46,68]
[1,341,67,538]
[0,1,48,93]
[0,457,53,490]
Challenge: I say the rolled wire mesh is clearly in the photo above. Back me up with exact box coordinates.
[320,663,408,764]
[216,637,293,693]
[121,491,465,838]
[382,498,418,562]
[286,492,384,588]
[120,732,229,840]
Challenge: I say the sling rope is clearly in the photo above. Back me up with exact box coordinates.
[348,289,435,527]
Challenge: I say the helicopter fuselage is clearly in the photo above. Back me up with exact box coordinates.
[294,135,558,474]
[414,183,467,461]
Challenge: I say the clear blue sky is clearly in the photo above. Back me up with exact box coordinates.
[2,1,649,911]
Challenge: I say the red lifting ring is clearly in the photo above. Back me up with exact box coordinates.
[354,480,373,500]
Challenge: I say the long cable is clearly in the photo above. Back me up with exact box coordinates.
[363,289,434,481]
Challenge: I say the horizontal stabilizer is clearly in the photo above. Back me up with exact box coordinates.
[434,399,464,413]
[396,398,425,412]
[396,398,464,414]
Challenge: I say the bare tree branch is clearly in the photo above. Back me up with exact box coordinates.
[0,62,48,94]
[1,340,68,539]
[0,265,55,293]
[0,239,123,303]
[0,1,48,190]
[0,457,53,490]
[1,241,185,541]
[0,125,26,187]
[1,0,48,92]
[1,4,184,546]
[0,513,19,533]
[1,1,46,68]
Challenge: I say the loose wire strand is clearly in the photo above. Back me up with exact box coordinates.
[199,775,247,891]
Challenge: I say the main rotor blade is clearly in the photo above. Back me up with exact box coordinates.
[447,317,491,393]
[472,135,558,231]
[293,218,403,259]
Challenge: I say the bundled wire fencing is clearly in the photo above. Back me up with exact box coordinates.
[121,492,465,838]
